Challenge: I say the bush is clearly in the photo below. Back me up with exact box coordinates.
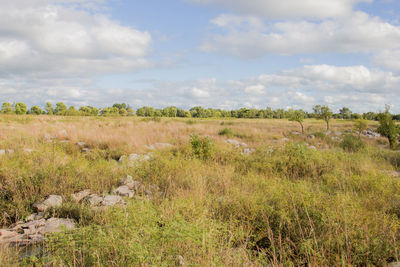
[190,134,215,160]
[218,128,234,138]
[340,135,365,152]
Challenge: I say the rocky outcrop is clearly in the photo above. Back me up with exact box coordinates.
[0,218,76,247]
[145,143,174,150]
[33,195,63,212]
[362,129,381,138]
[119,153,152,164]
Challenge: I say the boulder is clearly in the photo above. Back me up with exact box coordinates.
[85,194,104,206]
[32,195,61,214]
[76,142,87,148]
[0,149,14,155]
[307,134,315,139]
[58,130,69,139]
[113,185,135,198]
[121,175,143,191]
[42,218,75,233]
[102,195,125,206]
[242,148,255,155]
[225,139,248,148]
[71,189,91,202]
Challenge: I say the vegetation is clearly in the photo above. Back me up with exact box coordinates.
[354,118,368,137]
[0,115,398,266]
[377,107,400,149]
[288,109,306,133]
[313,105,333,131]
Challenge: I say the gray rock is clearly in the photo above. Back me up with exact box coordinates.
[86,194,104,206]
[81,148,90,153]
[178,255,187,267]
[242,148,255,155]
[307,134,315,139]
[71,189,91,202]
[43,195,62,209]
[59,130,68,139]
[113,185,135,198]
[76,142,87,148]
[121,175,143,191]
[42,218,75,233]
[0,149,14,155]
[308,146,317,150]
[280,138,290,142]
[388,262,400,267]
[226,139,248,148]
[326,130,332,135]
[101,195,125,206]
[23,148,34,153]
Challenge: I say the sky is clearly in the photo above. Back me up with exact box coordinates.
[0,0,400,113]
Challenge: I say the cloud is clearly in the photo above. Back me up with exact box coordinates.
[201,12,400,58]
[0,0,152,78]
[372,49,400,72]
[1,64,395,113]
[188,0,371,19]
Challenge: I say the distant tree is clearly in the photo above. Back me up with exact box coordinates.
[339,107,352,119]
[65,106,80,116]
[0,102,14,114]
[55,102,67,115]
[353,119,368,137]
[313,105,333,131]
[14,103,28,115]
[377,106,400,149]
[127,107,135,116]
[100,107,119,116]
[30,106,43,115]
[45,102,54,115]
[363,112,377,121]
[288,109,306,134]
[119,108,128,116]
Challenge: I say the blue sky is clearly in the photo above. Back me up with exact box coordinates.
[0,0,400,112]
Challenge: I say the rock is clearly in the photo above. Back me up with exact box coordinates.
[225,139,248,148]
[113,185,135,198]
[326,130,332,135]
[42,218,75,233]
[81,148,90,153]
[388,262,400,267]
[362,129,381,138]
[60,140,70,144]
[32,203,48,212]
[0,229,18,239]
[242,148,255,155]
[177,255,187,267]
[23,148,34,153]
[119,153,152,164]
[43,195,62,209]
[280,138,290,142]
[121,175,143,191]
[71,189,91,202]
[308,146,317,150]
[307,134,315,139]
[76,142,87,148]
[291,131,301,135]
[335,131,342,136]
[331,136,341,141]
[146,143,174,150]
[86,194,104,206]
[102,195,125,206]
[43,134,53,142]
[0,149,14,155]
[59,130,68,139]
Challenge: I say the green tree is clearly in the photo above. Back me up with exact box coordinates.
[119,108,128,116]
[55,102,67,115]
[14,103,28,115]
[313,105,333,131]
[288,109,306,134]
[377,107,400,149]
[353,119,368,137]
[339,107,352,119]
[0,102,14,114]
[30,106,43,115]
[45,102,54,115]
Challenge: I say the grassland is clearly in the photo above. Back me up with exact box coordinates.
[0,115,399,266]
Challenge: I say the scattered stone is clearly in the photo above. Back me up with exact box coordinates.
[59,130,68,139]
[308,146,317,150]
[387,262,400,267]
[307,134,315,139]
[242,148,255,155]
[33,195,62,212]
[81,148,90,153]
[177,255,187,267]
[291,131,301,135]
[102,195,125,206]
[362,129,381,138]
[335,131,342,136]
[326,130,332,135]
[119,153,152,164]
[145,143,174,150]
[280,138,290,142]
[76,142,87,148]
[0,218,76,247]
[23,148,34,153]
[0,149,14,155]
[331,136,341,141]
[113,185,135,198]
[225,139,248,148]
[26,212,44,222]
[85,194,104,206]
[71,189,91,202]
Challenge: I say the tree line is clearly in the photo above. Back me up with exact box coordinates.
[0,102,397,121]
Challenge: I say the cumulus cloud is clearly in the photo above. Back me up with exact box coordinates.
[188,0,371,19]
[2,64,394,113]
[201,12,400,58]
[0,0,152,78]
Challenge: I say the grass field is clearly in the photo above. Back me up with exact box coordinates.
[0,115,399,266]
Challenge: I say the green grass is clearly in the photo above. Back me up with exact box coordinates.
[0,116,400,266]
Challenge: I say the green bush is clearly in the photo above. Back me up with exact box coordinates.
[190,134,215,160]
[340,135,365,152]
[218,127,234,137]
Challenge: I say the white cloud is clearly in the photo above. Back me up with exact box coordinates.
[189,0,371,19]
[191,87,210,98]
[202,12,400,58]
[244,84,265,95]
[0,0,152,78]
[372,49,400,72]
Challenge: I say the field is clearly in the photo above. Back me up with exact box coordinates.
[0,115,400,266]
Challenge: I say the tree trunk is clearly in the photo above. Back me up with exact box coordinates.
[326,120,329,131]
[300,122,304,134]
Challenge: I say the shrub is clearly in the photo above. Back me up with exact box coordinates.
[377,108,400,149]
[190,134,215,160]
[340,135,365,152]
[218,128,234,137]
